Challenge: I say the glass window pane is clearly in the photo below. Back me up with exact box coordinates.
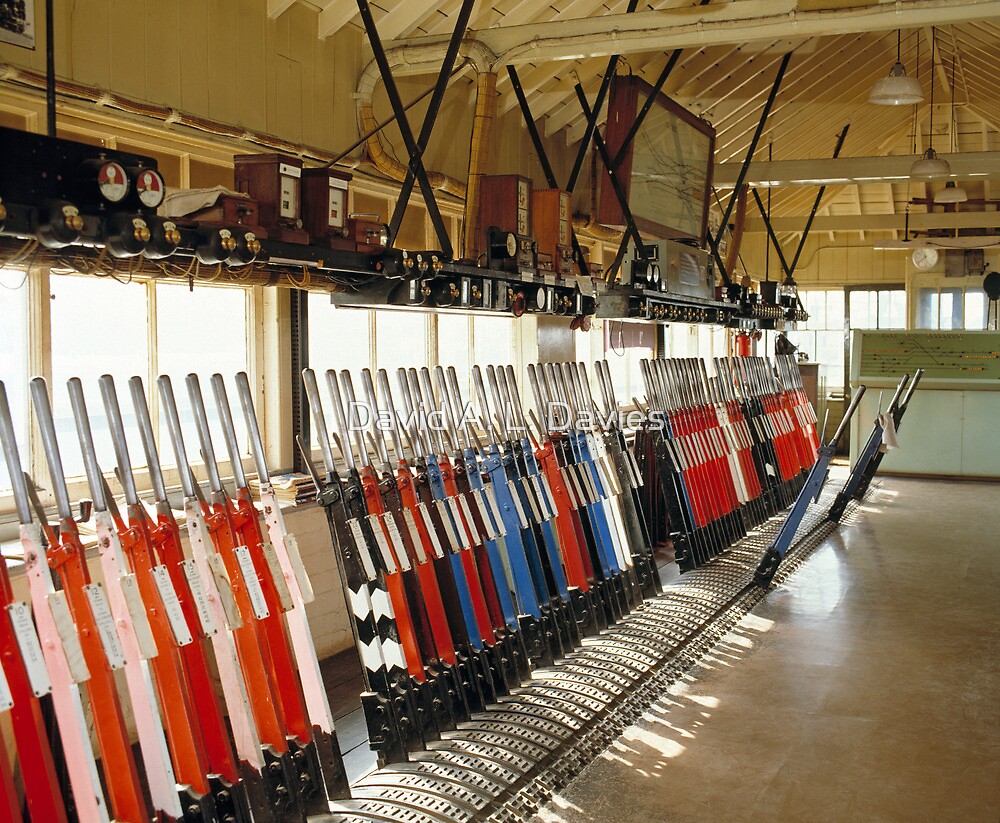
[605,351,629,406]
[309,297,372,373]
[825,289,844,330]
[50,275,149,480]
[0,268,30,490]
[965,289,987,330]
[939,287,961,330]
[157,283,249,468]
[878,290,906,329]
[376,310,428,376]
[917,288,938,329]
[437,314,471,402]
[804,291,824,331]
[850,290,875,329]
[815,331,845,390]
[473,315,514,367]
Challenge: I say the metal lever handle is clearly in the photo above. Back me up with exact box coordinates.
[900,368,923,411]
[0,381,34,525]
[444,366,471,451]
[416,367,445,455]
[128,376,169,504]
[395,368,426,458]
[67,378,109,514]
[830,384,867,448]
[302,369,338,475]
[471,365,501,444]
[98,375,139,508]
[339,370,372,468]
[210,374,248,490]
[157,375,198,500]
[377,368,410,464]
[361,369,391,467]
[234,371,270,485]
[186,374,225,495]
[29,377,73,522]
[324,369,358,471]
[434,366,463,451]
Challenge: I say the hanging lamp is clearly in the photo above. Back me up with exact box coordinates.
[911,28,951,179]
[870,31,923,105]
[933,57,967,202]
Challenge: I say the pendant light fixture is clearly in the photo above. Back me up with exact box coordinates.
[870,30,923,105]
[933,57,967,203]
[911,28,951,179]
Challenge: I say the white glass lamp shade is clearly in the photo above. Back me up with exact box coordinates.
[933,181,968,204]
[869,62,924,105]
[910,148,952,179]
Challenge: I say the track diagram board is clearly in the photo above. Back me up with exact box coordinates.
[854,330,1000,383]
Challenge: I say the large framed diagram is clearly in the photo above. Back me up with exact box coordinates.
[598,74,715,244]
[0,0,34,48]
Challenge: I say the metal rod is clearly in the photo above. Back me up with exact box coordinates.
[507,65,592,278]
[66,378,108,512]
[576,86,648,268]
[97,375,139,507]
[128,377,168,504]
[235,371,270,484]
[377,368,410,463]
[564,0,640,195]
[323,369,358,471]
[831,385,867,447]
[387,0,475,252]
[29,377,72,521]
[157,375,198,500]
[210,374,248,490]
[325,61,470,168]
[339,370,373,468]
[45,0,56,137]
[0,382,33,524]
[302,368,338,475]
[355,0,453,255]
[750,187,792,278]
[788,123,850,277]
[185,374,224,495]
[718,53,791,237]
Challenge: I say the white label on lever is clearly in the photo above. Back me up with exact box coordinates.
[9,601,57,693]
[506,481,530,530]
[401,508,427,564]
[530,476,553,520]
[538,473,559,517]
[151,565,193,647]
[235,546,270,621]
[366,515,397,574]
[483,485,506,536]
[348,518,378,581]
[205,553,243,630]
[471,489,497,540]
[434,499,462,553]
[446,497,472,549]
[382,512,411,572]
[261,542,294,613]
[120,573,160,658]
[417,503,445,559]
[458,494,483,544]
[181,559,218,637]
[84,583,126,670]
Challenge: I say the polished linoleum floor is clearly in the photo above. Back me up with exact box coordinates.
[532,476,1000,823]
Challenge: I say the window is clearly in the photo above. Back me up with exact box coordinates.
[916,285,988,330]
[156,283,252,469]
[848,288,905,330]
[375,310,430,378]
[785,289,846,391]
[49,275,150,480]
[604,321,654,407]
[0,268,30,491]
[437,314,472,404]
[308,297,373,374]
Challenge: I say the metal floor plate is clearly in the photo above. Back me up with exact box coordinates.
[319,486,861,823]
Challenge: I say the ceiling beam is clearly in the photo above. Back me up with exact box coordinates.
[373,0,447,41]
[318,0,359,39]
[715,151,1000,187]
[268,0,297,19]
[745,210,1000,233]
[394,0,1000,66]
